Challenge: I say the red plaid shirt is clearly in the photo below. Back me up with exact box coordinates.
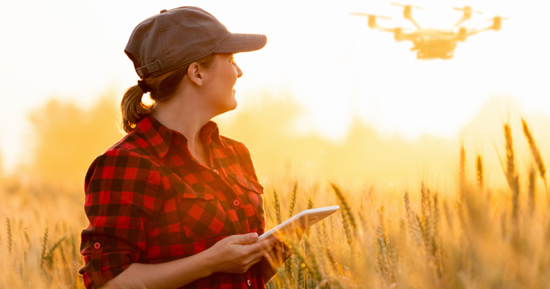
[79,115,266,289]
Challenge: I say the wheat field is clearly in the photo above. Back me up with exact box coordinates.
[1,110,550,288]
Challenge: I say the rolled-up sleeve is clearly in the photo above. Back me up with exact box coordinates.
[79,149,164,288]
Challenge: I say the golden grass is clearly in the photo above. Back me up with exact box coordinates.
[0,180,86,288]
[3,116,550,289]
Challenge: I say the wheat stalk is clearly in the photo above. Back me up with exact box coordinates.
[358,203,368,232]
[285,256,294,284]
[433,192,440,235]
[443,200,453,230]
[420,182,429,220]
[40,227,49,270]
[504,124,520,220]
[47,236,66,259]
[330,183,357,230]
[307,197,314,238]
[414,214,426,252]
[504,123,519,220]
[522,119,546,180]
[528,166,536,212]
[288,182,298,218]
[399,218,407,245]
[404,191,422,246]
[455,202,468,244]
[282,236,323,287]
[303,237,323,283]
[376,227,391,285]
[340,208,355,254]
[388,235,399,281]
[6,217,12,253]
[320,220,339,274]
[273,190,282,225]
[70,227,77,260]
[476,155,484,190]
[376,206,394,285]
[297,256,304,289]
[460,145,466,193]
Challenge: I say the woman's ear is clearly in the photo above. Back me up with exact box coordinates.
[187,63,203,87]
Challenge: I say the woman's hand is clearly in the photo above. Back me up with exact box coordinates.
[259,240,293,282]
[206,233,278,274]
[263,240,292,267]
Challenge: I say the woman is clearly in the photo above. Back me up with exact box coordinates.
[79,6,290,289]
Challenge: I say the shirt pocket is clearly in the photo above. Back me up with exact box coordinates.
[173,180,230,242]
[228,173,265,233]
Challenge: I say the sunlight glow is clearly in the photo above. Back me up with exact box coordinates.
[1,0,549,172]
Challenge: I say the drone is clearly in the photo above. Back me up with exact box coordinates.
[351,3,507,60]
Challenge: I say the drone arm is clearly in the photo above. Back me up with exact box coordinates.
[377,27,414,42]
[467,26,492,36]
[406,17,421,30]
[452,16,469,29]
[377,26,397,33]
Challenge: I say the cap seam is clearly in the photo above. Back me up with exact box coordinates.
[158,13,172,69]
[184,9,217,47]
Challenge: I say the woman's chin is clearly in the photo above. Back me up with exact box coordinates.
[228,100,238,111]
[218,100,238,115]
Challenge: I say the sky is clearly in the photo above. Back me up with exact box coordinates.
[1,0,549,173]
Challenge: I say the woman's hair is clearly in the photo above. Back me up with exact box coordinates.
[120,54,216,133]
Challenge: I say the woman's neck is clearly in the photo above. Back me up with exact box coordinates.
[150,91,213,167]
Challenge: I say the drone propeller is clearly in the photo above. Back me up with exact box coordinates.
[453,6,482,14]
[391,2,423,10]
[486,17,509,21]
[350,12,391,20]
[378,27,412,32]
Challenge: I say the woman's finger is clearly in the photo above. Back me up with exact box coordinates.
[261,246,285,267]
[244,238,276,255]
[248,255,264,267]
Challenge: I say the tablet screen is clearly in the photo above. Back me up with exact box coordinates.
[258,206,340,241]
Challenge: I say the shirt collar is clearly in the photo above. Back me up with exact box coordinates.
[135,115,224,159]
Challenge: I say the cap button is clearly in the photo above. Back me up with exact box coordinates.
[160,9,168,13]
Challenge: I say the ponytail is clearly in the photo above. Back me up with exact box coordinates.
[120,84,152,133]
[120,53,216,134]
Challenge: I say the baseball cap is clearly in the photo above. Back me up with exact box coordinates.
[125,6,267,79]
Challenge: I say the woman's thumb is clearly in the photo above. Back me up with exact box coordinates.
[235,233,258,244]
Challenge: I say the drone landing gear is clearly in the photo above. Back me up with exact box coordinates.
[442,52,453,59]
[416,51,453,60]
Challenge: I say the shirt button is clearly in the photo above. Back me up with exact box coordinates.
[213,169,220,175]
[93,242,101,249]
[232,199,241,207]
[247,279,252,286]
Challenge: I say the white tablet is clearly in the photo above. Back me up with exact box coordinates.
[258,206,340,241]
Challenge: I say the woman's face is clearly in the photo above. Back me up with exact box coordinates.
[202,53,243,114]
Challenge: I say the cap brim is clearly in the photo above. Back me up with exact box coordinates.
[214,33,267,53]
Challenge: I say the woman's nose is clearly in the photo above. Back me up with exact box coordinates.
[236,64,243,78]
